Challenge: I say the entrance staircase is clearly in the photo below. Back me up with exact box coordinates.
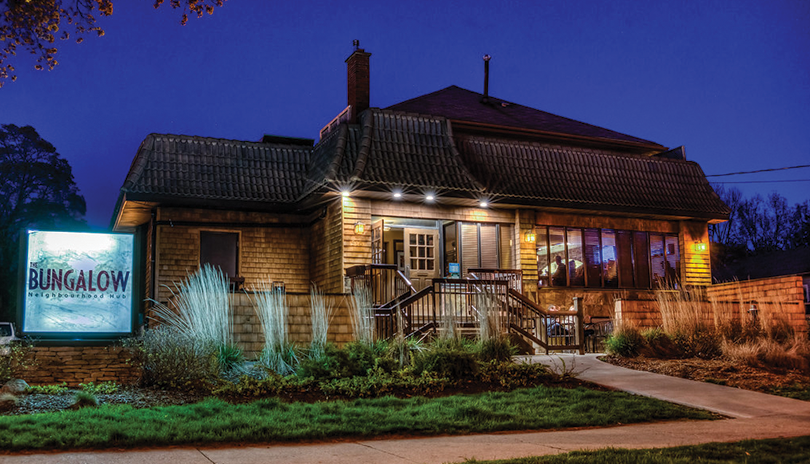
[345,265,585,354]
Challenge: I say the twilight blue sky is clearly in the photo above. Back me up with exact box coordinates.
[2,0,809,229]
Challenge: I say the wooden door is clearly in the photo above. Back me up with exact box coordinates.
[371,219,384,264]
[404,228,440,290]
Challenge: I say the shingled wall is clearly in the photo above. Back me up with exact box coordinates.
[152,208,312,304]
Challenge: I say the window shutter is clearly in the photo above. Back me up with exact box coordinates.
[480,224,498,269]
[461,223,479,275]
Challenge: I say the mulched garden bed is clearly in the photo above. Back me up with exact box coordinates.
[4,375,601,416]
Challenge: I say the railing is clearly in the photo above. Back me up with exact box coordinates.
[506,290,584,354]
[345,264,411,306]
[469,269,522,293]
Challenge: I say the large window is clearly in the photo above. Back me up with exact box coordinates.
[537,226,679,289]
[200,231,239,277]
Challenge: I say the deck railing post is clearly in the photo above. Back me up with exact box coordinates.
[573,296,585,355]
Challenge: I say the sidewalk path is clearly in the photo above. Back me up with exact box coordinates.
[3,354,810,464]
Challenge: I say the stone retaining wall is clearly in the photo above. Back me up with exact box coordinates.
[14,346,139,387]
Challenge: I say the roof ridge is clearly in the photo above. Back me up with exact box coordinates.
[350,109,375,181]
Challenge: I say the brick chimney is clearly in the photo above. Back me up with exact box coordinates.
[346,41,371,124]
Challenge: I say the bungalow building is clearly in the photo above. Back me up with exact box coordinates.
[111,46,730,356]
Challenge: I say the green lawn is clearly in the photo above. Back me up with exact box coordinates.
[461,435,810,463]
[0,385,713,451]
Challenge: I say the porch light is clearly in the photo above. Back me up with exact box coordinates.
[393,192,402,199]
[479,200,488,208]
[425,194,435,202]
[693,240,707,253]
[524,231,536,243]
[354,222,365,235]
[341,189,351,198]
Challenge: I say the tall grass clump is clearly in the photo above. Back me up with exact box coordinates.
[150,265,233,346]
[308,283,334,359]
[349,283,374,345]
[438,294,460,340]
[250,279,296,375]
[473,289,515,362]
[656,285,720,358]
[148,265,240,371]
[605,323,644,357]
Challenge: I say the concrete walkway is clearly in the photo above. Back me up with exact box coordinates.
[3,354,810,464]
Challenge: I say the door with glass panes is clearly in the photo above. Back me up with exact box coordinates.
[404,228,439,290]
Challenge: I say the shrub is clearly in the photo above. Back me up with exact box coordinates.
[319,367,449,398]
[478,360,553,389]
[217,343,244,372]
[212,373,311,397]
[296,343,353,380]
[0,340,36,384]
[723,337,810,372]
[475,337,517,363]
[79,381,119,395]
[638,328,681,359]
[26,382,69,395]
[412,338,478,380]
[346,340,390,375]
[671,330,722,359]
[388,336,423,369]
[71,391,98,409]
[134,326,219,391]
[605,325,644,357]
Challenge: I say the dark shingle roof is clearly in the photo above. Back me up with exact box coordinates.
[386,86,662,147]
[455,134,730,218]
[121,133,311,204]
[115,100,729,226]
[349,110,482,192]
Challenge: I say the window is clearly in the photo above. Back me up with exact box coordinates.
[536,226,679,289]
[584,228,601,287]
[449,222,515,275]
[200,231,239,277]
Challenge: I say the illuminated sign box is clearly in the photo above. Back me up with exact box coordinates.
[22,231,135,339]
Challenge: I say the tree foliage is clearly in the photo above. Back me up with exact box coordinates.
[0,0,225,88]
[0,124,86,321]
[710,184,810,255]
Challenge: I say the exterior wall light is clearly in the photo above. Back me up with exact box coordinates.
[341,190,351,198]
[524,231,536,243]
[479,201,488,208]
[694,240,707,253]
[393,192,402,199]
[354,222,365,235]
[425,194,435,202]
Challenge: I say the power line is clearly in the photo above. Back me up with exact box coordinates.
[706,164,810,177]
[711,179,810,184]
